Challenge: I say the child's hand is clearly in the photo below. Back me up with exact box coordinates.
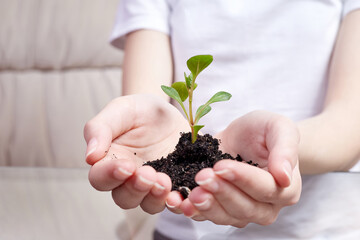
[84,94,189,214]
[168,111,301,227]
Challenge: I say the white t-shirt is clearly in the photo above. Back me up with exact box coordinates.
[110,0,360,239]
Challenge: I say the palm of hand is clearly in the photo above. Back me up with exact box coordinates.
[106,95,190,166]
[217,111,298,171]
[216,119,271,169]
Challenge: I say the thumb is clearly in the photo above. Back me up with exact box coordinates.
[84,121,113,165]
[266,117,300,188]
[268,147,298,188]
[83,96,138,165]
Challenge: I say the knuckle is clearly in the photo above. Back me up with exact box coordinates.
[229,205,256,220]
[192,215,207,221]
[261,191,276,202]
[282,188,301,206]
[233,221,248,228]
[240,207,256,220]
[212,218,227,226]
[114,198,137,209]
[259,211,279,226]
[89,180,107,191]
[141,203,165,215]
[88,169,108,191]
[250,204,261,218]
[287,193,301,206]
[208,214,232,226]
[112,190,137,209]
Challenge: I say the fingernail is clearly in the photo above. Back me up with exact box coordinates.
[193,199,210,210]
[283,161,292,183]
[165,201,176,209]
[86,138,97,158]
[152,183,166,196]
[214,168,235,181]
[113,166,132,180]
[134,175,154,191]
[196,177,219,192]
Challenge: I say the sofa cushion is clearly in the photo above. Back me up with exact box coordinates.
[0,0,123,71]
[0,69,121,167]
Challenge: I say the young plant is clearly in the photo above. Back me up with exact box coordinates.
[161,55,232,143]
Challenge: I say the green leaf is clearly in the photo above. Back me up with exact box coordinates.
[195,105,211,123]
[187,55,213,79]
[171,82,188,102]
[184,73,197,90]
[206,91,232,104]
[161,85,183,104]
[194,91,231,124]
[161,85,190,121]
[184,72,191,89]
[192,125,204,143]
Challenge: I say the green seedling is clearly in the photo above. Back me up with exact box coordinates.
[161,55,232,143]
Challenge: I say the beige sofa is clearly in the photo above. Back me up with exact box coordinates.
[0,1,157,239]
[0,0,123,167]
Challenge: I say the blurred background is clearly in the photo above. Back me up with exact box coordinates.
[0,0,123,167]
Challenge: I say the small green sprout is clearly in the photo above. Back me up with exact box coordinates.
[161,55,232,143]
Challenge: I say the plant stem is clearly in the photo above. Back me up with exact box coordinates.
[188,89,195,142]
[189,64,199,143]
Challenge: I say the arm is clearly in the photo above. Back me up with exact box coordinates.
[298,10,360,174]
[122,29,173,99]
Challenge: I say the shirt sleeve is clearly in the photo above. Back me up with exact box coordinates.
[110,0,171,50]
[342,0,360,18]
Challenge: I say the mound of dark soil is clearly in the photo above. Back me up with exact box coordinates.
[144,132,258,198]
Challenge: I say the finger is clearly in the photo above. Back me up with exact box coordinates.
[179,197,199,218]
[187,187,246,227]
[165,191,184,214]
[111,165,157,209]
[265,116,300,187]
[88,154,136,191]
[195,168,277,226]
[84,96,137,165]
[178,198,207,221]
[213,160,299,205]
[140,172,172,214]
